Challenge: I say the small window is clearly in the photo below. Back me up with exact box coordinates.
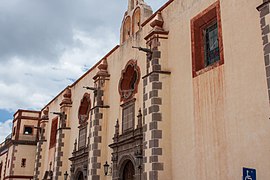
[122,102,135,132]
[191,1,224,77]
[23,126,33,135]
[21,158,26,167]
[78,127,87,149]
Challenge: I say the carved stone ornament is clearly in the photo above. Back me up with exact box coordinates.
[118,60,140,101]
[41,107,49,120]
[60,87,72,106]
[96,58,109,77]
[78,93,91,124]
[144,11,169,42]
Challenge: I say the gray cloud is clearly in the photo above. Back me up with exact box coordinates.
[0,0,167,112]
[0,0,127,63]
[0,0,168,142]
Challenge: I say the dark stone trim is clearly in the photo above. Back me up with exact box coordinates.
[90,105,110,111]
[90,89,105,180]
[4,175,34,179]
[9,145,17,176]
[142,70,171,79]
[258,1,270,103]
[11,140,37,145]
[257,0,270,11]
[262,25,270,35]
[34,139,45,179]
[53,128,70,180]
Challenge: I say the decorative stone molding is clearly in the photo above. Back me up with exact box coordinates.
[41,107,49,120]
[118,60,141,102]
[93,58,110,88]
[89,59,110,180]
[69,145,89,180]
[78,93,91,125]
[142,10,170,180]
[144,11,168,41]
[33,108,49,180]
[257,0,270,102]
[60,87,72,107]
[109,109,143,180]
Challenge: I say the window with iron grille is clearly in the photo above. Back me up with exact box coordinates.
[204,21,219,66]
[122,102,135,132]
[78,127,87,149]
[191,1,224,77]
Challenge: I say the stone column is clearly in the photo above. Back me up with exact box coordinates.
[257,1,270,102]
[53,87,72,180]
[89,59,110,180]
[33,107,49,180]
[142,12,171,180]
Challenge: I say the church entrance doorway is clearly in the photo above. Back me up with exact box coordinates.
[122,160,135,180]
[76,171,84,180]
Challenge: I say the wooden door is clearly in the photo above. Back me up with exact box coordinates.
[123,161,135,180]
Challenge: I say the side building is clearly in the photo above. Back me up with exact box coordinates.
[0,110,40,180]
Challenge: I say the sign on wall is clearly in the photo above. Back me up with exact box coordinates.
[243,167,256,180]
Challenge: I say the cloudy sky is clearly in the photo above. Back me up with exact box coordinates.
[0,0,167,141]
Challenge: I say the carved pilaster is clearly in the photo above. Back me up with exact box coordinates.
[33,108,49,180]
[143,11,170,180]
[89,59,110,180]
[53,87,72,180]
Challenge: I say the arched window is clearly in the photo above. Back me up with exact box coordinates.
[78,93,91,124]
[77,93,91,149]
[119,60,140,133]
[118,60,140,101]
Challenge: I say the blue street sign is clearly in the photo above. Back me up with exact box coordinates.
[243,167,256,180]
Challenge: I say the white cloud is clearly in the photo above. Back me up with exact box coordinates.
[0,27,118,112]
[0,0,168,141]
[0,119,12,142]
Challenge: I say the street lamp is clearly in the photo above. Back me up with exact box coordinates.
[64,171,69,180]
[103,161,110,176]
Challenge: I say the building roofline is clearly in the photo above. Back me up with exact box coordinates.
[41,45,120,112]
[70,45,119,88]
[13,109,41,118]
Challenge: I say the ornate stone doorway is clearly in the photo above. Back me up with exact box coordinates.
[122,160,135,180]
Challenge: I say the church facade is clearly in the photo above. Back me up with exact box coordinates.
[1,0,270,179]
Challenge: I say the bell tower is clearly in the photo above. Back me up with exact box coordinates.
[121,0,152,43]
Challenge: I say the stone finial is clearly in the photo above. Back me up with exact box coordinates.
[150,11,164,30]
[145,11,168,41]
[137,108,142,129]
[98,58,108,70]
[96,59,109,77]
[60,87,72,106]
[73,139,77,152]
[114,119,119,138]
[94,59,110,88]
[41,107,49,120]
